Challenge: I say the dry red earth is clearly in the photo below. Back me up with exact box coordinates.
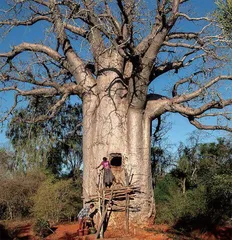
[0,220,231,240]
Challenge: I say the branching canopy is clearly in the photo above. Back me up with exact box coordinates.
[0,0,232,131]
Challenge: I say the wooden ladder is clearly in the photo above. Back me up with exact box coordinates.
[95,189,114,239]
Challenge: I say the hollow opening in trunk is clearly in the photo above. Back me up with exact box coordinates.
[110,153,122,167]
[109,153,124,186]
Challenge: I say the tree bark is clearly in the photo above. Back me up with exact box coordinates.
[82,69,154,224]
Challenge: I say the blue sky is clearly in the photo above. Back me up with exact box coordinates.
[0,0,229,149]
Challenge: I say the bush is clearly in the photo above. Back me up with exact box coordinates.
[31,177,82,223]
[206,174,232,224]
[33,218,52,238]
[154,174,180,224]
[155,175,207,225]
[0,170,46,220]
[155,139,232,229]
[155,173,231,231]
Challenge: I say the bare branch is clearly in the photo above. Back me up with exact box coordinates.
[0,94,19,123]
[0,43,63,62]
[34,0,49,7]
[135,6,164,56]
[117,0,134,41]
[48,0,96,91]
[170,98,232,117]
[63,22,88,37]
[139,0,182,81]
[175,75,232,104]
[0,16,51,27]
[162,41,202,50]
[82,0,106,63]
[195,112,232,120]
[177,12,210,21]
[103,1,121,35]
[0,86,58,96]
[16,93,70,123]
[0,0,231,137]
[0,1,88,38]
[150,50,199,81]
[172,70,204,97]
[189,118,232,132]
[167,32,199,40]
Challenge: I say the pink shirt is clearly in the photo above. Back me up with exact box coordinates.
[101,160,110,169]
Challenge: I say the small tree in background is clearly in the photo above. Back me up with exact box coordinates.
[6,97,82,176]
[151,114,173,188]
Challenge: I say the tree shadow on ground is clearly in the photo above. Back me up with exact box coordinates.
[173,215,232,240]
[0,224,13,240]
[11,224,31,237]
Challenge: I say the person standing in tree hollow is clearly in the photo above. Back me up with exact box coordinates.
[96,157,115,187]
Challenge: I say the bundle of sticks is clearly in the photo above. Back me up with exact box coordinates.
[89,185,141,202]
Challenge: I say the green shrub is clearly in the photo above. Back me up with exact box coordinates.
[206,174,232,223]
[155,139,232,228]
[155,174,180,224]
[155,175,207,225]
[33,218,52,238]
[31,177,82,223]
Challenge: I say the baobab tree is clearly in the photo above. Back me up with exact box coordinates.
[0,0,232,223]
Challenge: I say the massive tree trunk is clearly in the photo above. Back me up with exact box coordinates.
[82,96,154,223]
[81,54,155,223]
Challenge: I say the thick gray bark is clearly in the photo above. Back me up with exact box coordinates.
[82,73,155,223]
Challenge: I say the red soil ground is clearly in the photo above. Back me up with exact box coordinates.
[1,220,231,240]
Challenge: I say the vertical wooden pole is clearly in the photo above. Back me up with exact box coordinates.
[125,170,130,233]
[96,190,113,239]
[100,189,105,238]
[125,193,129,233]
[95,200,109,239]
[97,189,101,236]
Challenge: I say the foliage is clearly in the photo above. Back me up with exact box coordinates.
[154,174,180,224]
[1,98,83,223]
[216,0,232,38]
[151,146,172,187]
[33,218,53,238]
[155,174,178,204]
[6,97,82,176]
[0,147,16,173]
[154,137,232,229]
[0,156,83,222]
[31,175,82,223]
[0,170,46,220]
